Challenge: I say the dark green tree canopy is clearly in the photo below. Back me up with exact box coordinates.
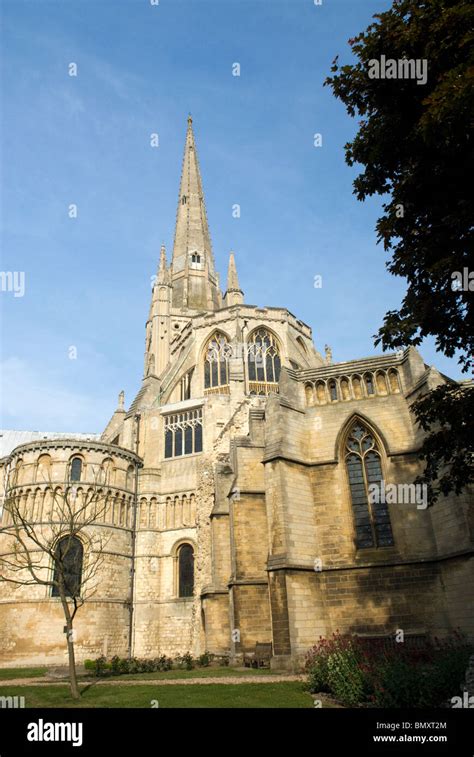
[326,0,473,370]
[325,0,473,502]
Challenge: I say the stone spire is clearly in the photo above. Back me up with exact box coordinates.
[224,251,244,307]
[170,116,221,311]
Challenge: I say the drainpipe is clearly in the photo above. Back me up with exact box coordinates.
[128,413,141,659]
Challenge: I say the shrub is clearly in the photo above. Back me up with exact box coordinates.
[305,630,474,708]
[110,656,121,676]
[327,647,368,706]
[305,633,369,705]
[93,656,108,677]
[370,658,422,708]
[118,657,130,675]
[153,655,173,672]
[142,658,155,673]
[197,651,211,667]
[175,652,195,670]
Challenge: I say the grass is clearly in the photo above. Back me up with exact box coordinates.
[94,666,280,680]
[0,665,279,682]
[0,667,47,680]
[0,682,313,708]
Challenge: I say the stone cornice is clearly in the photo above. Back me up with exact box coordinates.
[200,586,228,597]
[6,439,142,465]
[190,304,313,338]
[227,577,268,587]
[290,348,410,382]
[266,547,474,573]
[262,448,422,467]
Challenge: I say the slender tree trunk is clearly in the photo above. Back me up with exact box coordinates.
[60,593,80,700]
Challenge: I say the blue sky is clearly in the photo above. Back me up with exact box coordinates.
[0,0,464,433]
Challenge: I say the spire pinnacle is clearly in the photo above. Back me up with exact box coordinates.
[224,251,244,306]
[227,251,241,292]
[157,243,170,285]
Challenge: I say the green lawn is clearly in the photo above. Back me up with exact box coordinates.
[0,682,313,708]
[98,666,280,681]
[0,665,279,682]
[0,667,47,680]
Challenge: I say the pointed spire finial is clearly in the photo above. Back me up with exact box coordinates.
[227,251,241,292]
[118,390,125,410]
[187,113,192,125]
[224,251,244,306]
[157,243,169,285]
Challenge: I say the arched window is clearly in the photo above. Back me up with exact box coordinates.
[352,375,362,399]
[345,421,394,549]
[340,378,351,401]
[51,535,83,598]
[70,457,82,482]
[36,454,51,483]
[190,252,201,269]
[376,372,388,396]
[181,195,187,205]
[364,373,375,396]
[305,383,315,407]
[180,368,194,401]
[126,465,135,491]
[204,332,232,394]
[316,381,327,404]
[247,328,281,395]
[12,458,24,487]
[388,369,400,393]
[296,336,307,354]
[178,543,194,597]
[328,380,338,402]
[101,458,114,485]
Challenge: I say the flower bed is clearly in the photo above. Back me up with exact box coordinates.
[305,630,473,707]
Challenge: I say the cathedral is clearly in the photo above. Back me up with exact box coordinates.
[0,117,472,669]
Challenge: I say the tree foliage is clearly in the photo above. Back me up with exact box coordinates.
[325,0,474,501]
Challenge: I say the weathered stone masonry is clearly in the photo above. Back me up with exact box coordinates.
[0,118,472,668]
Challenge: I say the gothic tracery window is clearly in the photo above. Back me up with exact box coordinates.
[247,328,281,395]
[345,422,394,550]
[164,409,203,458]
[204,332,232,394]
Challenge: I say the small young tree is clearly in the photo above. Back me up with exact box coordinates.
[0,462,110,699]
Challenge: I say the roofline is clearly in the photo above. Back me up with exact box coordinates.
[3,438,143,465]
